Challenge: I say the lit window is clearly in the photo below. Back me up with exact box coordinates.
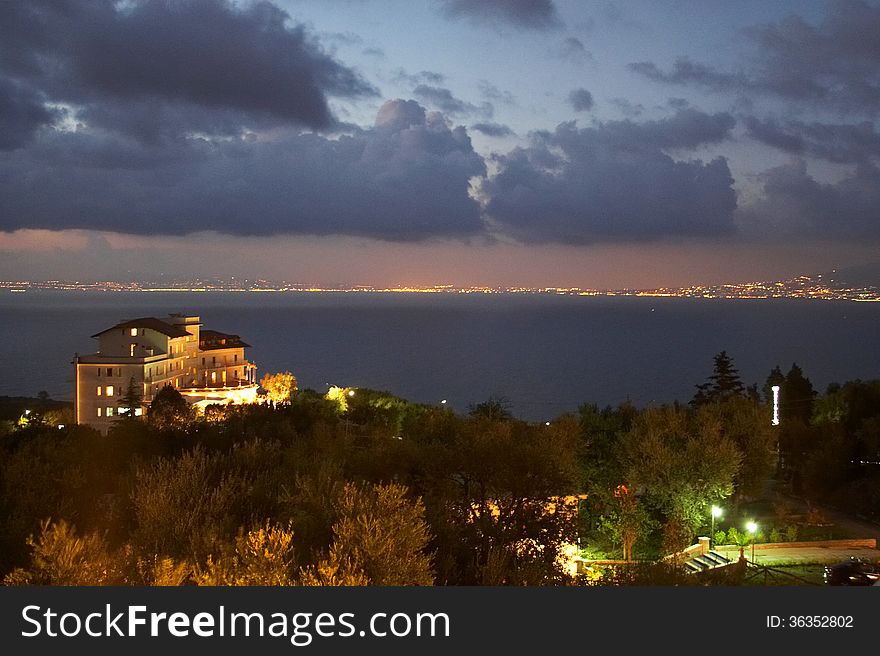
[130,343,136,357]
[130,328,138,336]
[211,371,217,383]
[96,386,102,396]
[97,408,102,418]
[105,386,114,396]
[135,408,143,417]
[106,407,114,417]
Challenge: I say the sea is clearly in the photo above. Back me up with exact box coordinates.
[1,290,879,421]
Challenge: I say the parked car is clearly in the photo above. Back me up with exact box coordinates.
[823,557,880,586]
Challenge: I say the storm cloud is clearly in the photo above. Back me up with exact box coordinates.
[738,159,880,238]
[629,0,880,115]
[0,100,487,240]
[412,85,493,119]
[470,122,515,137]
[745,116,880,164]
[482,109,738,243]
[568,88,594,112]
[0,0,376,144]
[437,0,561,30]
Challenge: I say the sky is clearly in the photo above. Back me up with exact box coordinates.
[1,0,879,287]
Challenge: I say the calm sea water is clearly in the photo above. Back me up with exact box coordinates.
[1,290,878,421]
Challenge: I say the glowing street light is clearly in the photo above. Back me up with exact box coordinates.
[746,521,758,562]
[771,385,780,426]
[440,399,447,405]
[348,389,355,397]
[710,505,723,548]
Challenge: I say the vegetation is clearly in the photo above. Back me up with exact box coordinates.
[1,353,878,586]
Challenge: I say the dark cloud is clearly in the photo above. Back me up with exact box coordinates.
[481,110,738,243]
[629,1,880,115]
[628,58,744,92]
[738,159,880,238]
[0,0,376,144]
[391,69,447,86]
[0,100,487,241]
[609,98,644,117]
[554,37,591,62]
[745,116,880,164]
[0,77,59,150]
[477,80,516,106]
[437,0,561,30]
[568,88,594,112]
[470,122,515,137]
[413,85,493,118]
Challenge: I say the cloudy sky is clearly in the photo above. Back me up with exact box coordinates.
[1,0,879,287]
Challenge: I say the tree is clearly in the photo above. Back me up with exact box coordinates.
[621,406,742,550]
[117,377,143,420]
[3,519,124,585]
[763,366,785,404]
[782,364,816,424]
[698,397,777,501]
[326,482,434,586]
[691,351,745,406]
[260,371,297,405]
[195,521,296,586]
[468,396,512,422]
[147,385,193,430]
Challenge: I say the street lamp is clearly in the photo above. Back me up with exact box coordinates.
[710,505,723,548]
[746,521,758,562]
[771,385,780,426]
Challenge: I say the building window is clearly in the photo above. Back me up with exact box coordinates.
[202,357,205,366]
[106,367,113,377]
[211,371,217,384]
[105,385,114,396]
[222,370,227,384]
[130,343,136,357]
[212,356,216,365]
[97,408,102,417]
[96,386,102,396]
[106,407,114,417]
[234,354,238,362]
[130,328,138,336]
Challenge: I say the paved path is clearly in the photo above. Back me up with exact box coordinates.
[714,544,880,566]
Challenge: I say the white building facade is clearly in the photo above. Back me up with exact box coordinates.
[74,314,258,432]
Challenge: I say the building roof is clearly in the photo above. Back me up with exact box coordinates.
[92,317,191,339]
[199,329,250,350]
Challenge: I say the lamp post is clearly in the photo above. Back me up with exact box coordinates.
[710,505,723,548]
[746,521,758,563]
[771,385,780,426]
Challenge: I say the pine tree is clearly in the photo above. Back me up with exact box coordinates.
[691,351,745,406]
[782,363,816,424]
[118,377,143,420]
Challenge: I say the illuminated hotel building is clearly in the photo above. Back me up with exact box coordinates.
[73,314,258,432]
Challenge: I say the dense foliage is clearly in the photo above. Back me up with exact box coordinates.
[1,352,877,586]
